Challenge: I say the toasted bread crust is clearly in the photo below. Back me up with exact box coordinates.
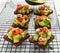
[3,34,30,47]
[29,35,54,49]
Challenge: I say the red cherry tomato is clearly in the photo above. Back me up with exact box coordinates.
[16,3,22,10]
[39,5,45,10]
[12,28,23,36]
[35,16,40,21]
[23,15,28,19]
[24,5,29,9]
[17,17,23,22]
[17,14,22,18]
[39,37,46,42]
[16,28,23,33]
[19,29,23,33]
[42,27,48,34]
[39,28,43,32]
[12,30,18,36]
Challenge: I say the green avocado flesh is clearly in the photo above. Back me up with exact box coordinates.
[35,19,50,27]
[14,18,28,27]
[21,30,28,38]
[29,0,45,3]
[7,30,28,43]
[37,10,44,15]
[33,34,39,41]
[13,34,21,43]
[38,40,47,45]
[7,32,13,40]
[33,31,51,45]
[18,8,30,14]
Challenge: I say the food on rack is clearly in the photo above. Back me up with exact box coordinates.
[34,15,51,29]
[14,3,33,15]
[29,27,54,49]
[34,4,53,16]
[3,27,30,47]
[12,14,30,29]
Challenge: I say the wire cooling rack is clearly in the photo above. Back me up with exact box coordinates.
[0,0,60,53]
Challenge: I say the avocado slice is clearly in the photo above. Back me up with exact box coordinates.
[25,0,45,5]
[39,21,45,26]
[45,6,50,10]
[29,0,45,3]
[44,19,50,26]
[26,9,30,14]
[39,10,44,15]
[21,10,26,14]
[18,8,26,14]
[46,31,51,40]
[33,34,39,41]
[34,21,39,26]
[19,19,26,27]
[7,32,13,40]
[37,10,44,15]
[18,10,22,13]
[13,34,21,43]
[39,32,46,37]
[21,30,28,38]
[14,18,20,25]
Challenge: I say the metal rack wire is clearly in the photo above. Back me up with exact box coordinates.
[0,0,60,53]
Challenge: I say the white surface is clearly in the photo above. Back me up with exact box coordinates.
[54,0,60,25]
[54,0,60,15]
[0,0,7,13]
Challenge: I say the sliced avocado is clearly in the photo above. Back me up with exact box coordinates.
[37,10,40,13]
[46,31,51,40]
[37,10,44,15]
[30,0,45,3]
[33,34,39,41]
[18,8,26,14]
[19,19,26,27]
[39,32,43,36]
[21,30,28,38]
[26,9,30,14]
[19,22,24,27]
[39,10,44,15]
[44,19,50,26]
[39,32,46,37]
[14,18,19,25]
[18,10,22,13]
[13,34,21,43]
[7,32,13,40]
[21,10,26,14]
[45,7,48,10]
[34,21,39,26]
[39,21,45,26]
